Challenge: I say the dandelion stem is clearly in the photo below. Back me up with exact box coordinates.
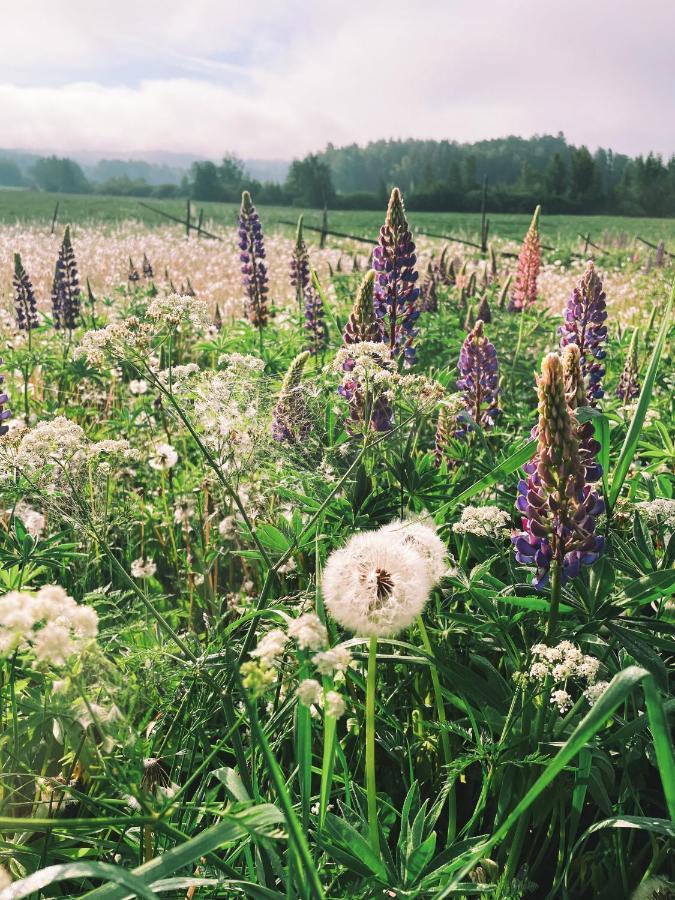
[416,616,455,842]
[366,635,379,857]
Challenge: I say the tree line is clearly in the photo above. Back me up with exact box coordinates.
[1,134,674,216]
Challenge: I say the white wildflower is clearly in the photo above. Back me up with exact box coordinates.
[529,661,549,680]
[322,530,432,637]
[379,518,448,584]
[218,516,237,539]
[15,503,46,539]
[324,690,347,719]
[584,680,609,706]
[453,505,511,538]
[32,622,75,666]
[635,499,675,529]
[149,442,178,471]
[129,379,148,395]
[312,645,353,676]
[131,558,157,579]
[296,678,322,707]
[250,629,287,667]
[173,500,195,525]
[550,689,573,714]
[146,293,210,330]
[287,613,328,651]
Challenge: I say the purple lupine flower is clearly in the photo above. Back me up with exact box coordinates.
[343,271,383,344]
[476,293,492,324]
[509,206,541,312]
[0,359,10,436]
[272,351,310,443]
[238,191,269,329]
[616,329,640,403]
[336,344,393,434]
[561,344,603,483]
[290,216,310,307]
[372,187,420,367]
[142,254,154,279]
[128,258,140,283]
[13,253,39,332]
[559,261,608,405]
[52,226,81,331]
[512,353,604,589]
[456,319,500,436]
[654,240,665,268]
[420,263,438,313]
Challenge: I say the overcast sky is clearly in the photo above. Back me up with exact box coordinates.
[1,0,673,160]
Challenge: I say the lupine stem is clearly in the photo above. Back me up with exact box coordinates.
[366,635,379,857]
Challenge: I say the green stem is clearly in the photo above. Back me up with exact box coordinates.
[546,558,561,641]
[366,635,379,858]
[416,616,455,842]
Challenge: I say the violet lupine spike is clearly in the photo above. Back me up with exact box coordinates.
[343,271,382,344]
[142,254,154,279]
[509,205,541,312]
[654,241,665,268]
[456,319,500,436]
[13,254,39,332]
[0,359,10,436]
[616,330,640,403]
[290,216,310,308]
[238,191,269,329]
[304,281,329,355]
[561,344,603,484]
[512,353,604,590]
[128,258,140,283]
[559,261,608,405]
[272,351,310,443]
[476,293,492,324]
[420,263,438,313]
[52,226,81,331]
[372,187,420,367]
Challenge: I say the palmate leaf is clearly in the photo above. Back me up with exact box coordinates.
[0,862,159,900]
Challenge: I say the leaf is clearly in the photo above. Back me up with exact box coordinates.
[608,623,668,690]
[493,595,574,614]
[320,812,389,880]
[620,569,675,607]
[435,439,536,516]
[82,806,285,899]
[2,862,159,900]
[404,831,437,885]
[608,282,673,510]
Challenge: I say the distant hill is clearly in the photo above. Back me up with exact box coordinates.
[0,148,289,188]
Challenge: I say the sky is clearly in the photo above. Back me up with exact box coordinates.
[0,0,673,161]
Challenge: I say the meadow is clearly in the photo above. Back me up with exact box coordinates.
[0,187,673,900]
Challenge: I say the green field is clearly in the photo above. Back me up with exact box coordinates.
[1,188,674,252]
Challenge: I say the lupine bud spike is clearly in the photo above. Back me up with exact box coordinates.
[272,351,311,443]
[616,329,640,403]
[498,274,512,309]
[0,357,10,436]
[476,293,492,324]
[456,318,500,435]
[509,205,541,312]
[343,271,382,344]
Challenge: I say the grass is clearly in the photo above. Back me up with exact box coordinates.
[1,188,675,251]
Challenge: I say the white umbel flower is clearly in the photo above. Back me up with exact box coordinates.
[131,558,157,579]
[322,531,432,637]
[379,518,448,585]
[296,678,322,707]
[312,644,353,675]
[287,613,327,651]
[250,629,287,667]
[324,690,347,719]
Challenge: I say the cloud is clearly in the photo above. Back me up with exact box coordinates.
[0,0,673,158]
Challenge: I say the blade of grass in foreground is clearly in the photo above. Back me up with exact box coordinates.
[608,281,673,511]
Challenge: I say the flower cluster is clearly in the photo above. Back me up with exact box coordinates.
[372,188,420,366]
[146,293,210,331]
[78,317,155,367]
[453,505,511,538]
[559,262,608,405]
[528,641,607,712]
[13,253,39,331]
[509,206,541,312]
[239,191,269,328]
[456,319,500,436]
[635,499,675,530]
[513,354,604,589]
[334,342,394,433]
[322,519,446,637]
[243,610,351,718]
[0,584,98,665]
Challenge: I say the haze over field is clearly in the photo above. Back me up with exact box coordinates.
[0,0,673,160]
